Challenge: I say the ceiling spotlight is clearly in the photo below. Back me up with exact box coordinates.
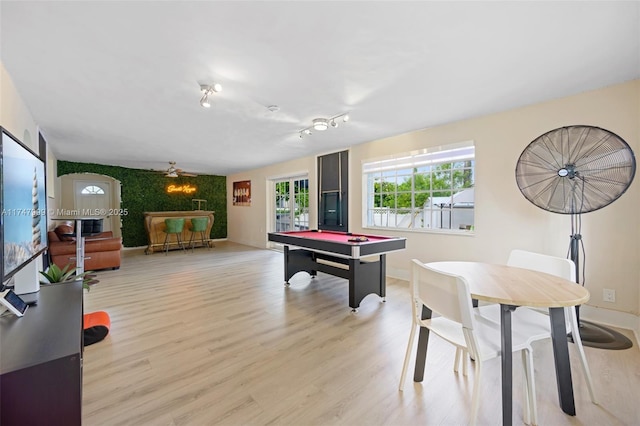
[299,112,350,138]
[200,94,211,108]
[199,83,222,108]
[313,118,329,131]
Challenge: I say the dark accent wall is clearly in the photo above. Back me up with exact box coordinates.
[318,150,348,232]
[57,161,226,247]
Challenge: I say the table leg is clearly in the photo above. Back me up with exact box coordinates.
[549,307,576,415]
[379,254,386,300]
[500,304,516,426]
[413,305,432,382]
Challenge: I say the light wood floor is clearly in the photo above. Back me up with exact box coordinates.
[83,242,640,425]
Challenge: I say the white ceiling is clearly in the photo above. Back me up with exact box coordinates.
[1,1,639,176]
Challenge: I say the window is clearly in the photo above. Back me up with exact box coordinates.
[363,142,475,232]
[80,185,105,195]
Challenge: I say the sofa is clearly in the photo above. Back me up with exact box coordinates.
[47,223,122,271]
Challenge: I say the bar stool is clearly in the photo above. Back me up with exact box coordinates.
[163,218,186,255]
[188,217,210,252]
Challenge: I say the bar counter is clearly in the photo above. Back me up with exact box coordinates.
[143,210,214,254]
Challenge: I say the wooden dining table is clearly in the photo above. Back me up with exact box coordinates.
[412,261,590,426]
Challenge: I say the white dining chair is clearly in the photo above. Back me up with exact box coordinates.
[399,259,538,425]
[475,249,598,410]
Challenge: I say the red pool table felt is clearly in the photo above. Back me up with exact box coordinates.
[280,230,390,243]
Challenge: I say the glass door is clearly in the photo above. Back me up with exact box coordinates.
[274,177,309,232]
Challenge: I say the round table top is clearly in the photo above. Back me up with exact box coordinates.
[426,261,590,308]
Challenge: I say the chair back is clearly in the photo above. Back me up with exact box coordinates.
[190,217,208,232]
[410,259,475,330]
[165,218,185,233]
[507,249,575,282]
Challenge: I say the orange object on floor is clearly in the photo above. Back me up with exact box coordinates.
[83,311,111,346]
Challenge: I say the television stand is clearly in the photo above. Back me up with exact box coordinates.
[0,281,83,425]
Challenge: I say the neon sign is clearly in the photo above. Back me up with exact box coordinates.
[166,184,197,194]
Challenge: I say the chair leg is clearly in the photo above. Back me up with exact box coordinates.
[522,349,538,425]
[176,233,186,252]
[462,350,468,376]
[189,231,196,252]
[163,233,170,255]
[453,348,468,376]
[201,231,210,250]
[522,351,531,425]
[399,322,417,391]
[469,357,482,426]
[567,307,598,404]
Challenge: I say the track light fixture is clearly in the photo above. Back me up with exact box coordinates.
[199,83,222,108]
[299,112,350,139]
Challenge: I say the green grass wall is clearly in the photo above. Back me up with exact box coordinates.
[57,161,227,247]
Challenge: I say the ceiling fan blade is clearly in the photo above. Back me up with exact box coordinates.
[180,172,198,177]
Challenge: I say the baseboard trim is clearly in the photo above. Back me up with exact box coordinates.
[122,238,228,251]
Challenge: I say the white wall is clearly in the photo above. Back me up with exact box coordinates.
[1,62,38,152]
[227,156,319,248]
[1,61,60,225]
[228,80,640,321]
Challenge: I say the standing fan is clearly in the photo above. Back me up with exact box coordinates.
[516,125,636,349]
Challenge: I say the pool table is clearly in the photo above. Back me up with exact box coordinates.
[268,230,406,311]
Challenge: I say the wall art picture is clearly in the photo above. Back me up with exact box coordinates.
[233,180,251,206]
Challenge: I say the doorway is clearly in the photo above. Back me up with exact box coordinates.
[274,176,309,232]
[74,180,112,232]
[59,173,122,238]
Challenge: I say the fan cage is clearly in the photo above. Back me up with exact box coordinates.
[515,125,636,214]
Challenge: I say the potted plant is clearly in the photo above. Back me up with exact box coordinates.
[40,263,96,291]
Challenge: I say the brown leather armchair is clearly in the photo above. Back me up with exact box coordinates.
[47,224,122,271]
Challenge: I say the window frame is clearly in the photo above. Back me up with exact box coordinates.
[362,141,475,234]
[80,185,105,195]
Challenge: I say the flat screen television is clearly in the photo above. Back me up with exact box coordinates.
[1,127,48,283]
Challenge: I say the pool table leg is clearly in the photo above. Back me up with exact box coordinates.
[283,246,318,285]
[348,254,386,310]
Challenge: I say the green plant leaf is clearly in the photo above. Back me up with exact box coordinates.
[40,263,94,291]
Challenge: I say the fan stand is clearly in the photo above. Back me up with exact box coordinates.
[568,221,633,350]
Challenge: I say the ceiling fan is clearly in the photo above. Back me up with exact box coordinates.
[163,162,198,178]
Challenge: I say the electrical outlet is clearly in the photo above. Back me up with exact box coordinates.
[603,289,616,303]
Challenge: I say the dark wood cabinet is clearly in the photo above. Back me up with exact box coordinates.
[1,282,83,426]
[318,150,348,232]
